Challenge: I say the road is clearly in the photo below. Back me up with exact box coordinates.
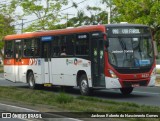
[0,74,160,107]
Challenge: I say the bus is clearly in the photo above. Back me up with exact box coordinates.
[3,23,156,95]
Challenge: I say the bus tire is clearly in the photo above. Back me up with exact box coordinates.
[120,87,133,95]
[79,74,91,96]
[28,72,37,89]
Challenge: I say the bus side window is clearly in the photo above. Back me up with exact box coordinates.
[66,35,75,56]
[34,39,40,57]
[60,36,67,56]
[76,34,89,55]
[5,41,14,58]
[23,39,38,57]
[24,39,32,57]
[52,36,60,57]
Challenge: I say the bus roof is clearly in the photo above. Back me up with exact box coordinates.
[4,24,149,41]
[4,25,105,41]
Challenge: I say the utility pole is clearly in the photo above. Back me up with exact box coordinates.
[108,0,111,24]
[21,19,26,33]
[62,13,75,27]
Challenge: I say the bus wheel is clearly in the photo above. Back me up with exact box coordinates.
[28,72,36,89]
[120,87,133,95]
[79,75,91,96]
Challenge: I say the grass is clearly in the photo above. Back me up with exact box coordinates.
[156,78,160,86]
[0,65,3,73]
[0,86,159,121]
[55,92,74,104]
[156,69,160,74]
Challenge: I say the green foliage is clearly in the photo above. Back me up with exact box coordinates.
[66,8,108,28]
[0,1,18,58]
[0,14,15,58]
[113,0,155,24]
[15,0,68,31]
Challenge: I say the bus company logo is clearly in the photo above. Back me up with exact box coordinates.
[66,59,73,65]
[29,59,40,65]
[74,59,78,65]
[74,58,82,65]
[66,59,69,65]
[38,59,41,65]
[2,113,11,118]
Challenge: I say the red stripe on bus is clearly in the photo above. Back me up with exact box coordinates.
[4,58,31,65]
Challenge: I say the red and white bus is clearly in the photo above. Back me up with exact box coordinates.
[3,23,156,95]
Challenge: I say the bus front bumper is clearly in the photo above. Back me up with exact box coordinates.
[105,75,156,89]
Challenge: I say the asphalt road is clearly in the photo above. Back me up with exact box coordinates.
[0,74,160,107]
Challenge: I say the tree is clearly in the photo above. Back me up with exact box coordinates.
[0,1,17,58]
[14,0,68,32]
[66,6,108,27]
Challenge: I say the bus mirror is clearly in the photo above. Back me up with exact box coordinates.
[105,41,109,48]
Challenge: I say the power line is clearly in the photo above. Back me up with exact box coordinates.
[13,0,88,26]
[21,19,26,33]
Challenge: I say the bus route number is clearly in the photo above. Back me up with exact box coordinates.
[78,35,87,39]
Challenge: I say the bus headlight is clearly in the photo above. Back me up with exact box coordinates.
[109,70,117,78]
[151,67,156,77]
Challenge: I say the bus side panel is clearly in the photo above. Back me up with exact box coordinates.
[18,65,41,84]
[51,58,76,86]
[4,59,16,82]
[4,65,16,82]
[6,58,43,84]
[27,58,43,84]
[51,58,91,86]
[19,65,27,83]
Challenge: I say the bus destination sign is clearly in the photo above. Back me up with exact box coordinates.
[112,28,141,34]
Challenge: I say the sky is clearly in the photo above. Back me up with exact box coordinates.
[11,0,107,33]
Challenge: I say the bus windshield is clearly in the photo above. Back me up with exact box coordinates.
[108,37,154,68]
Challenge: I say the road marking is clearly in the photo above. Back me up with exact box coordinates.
[133,91,160,95]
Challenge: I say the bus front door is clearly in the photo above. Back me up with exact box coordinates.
[91,39,105,87]
[14,40,22,82]
[42,42,52,85]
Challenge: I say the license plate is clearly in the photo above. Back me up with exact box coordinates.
[132,83,140,87]
[44,83,52,87]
